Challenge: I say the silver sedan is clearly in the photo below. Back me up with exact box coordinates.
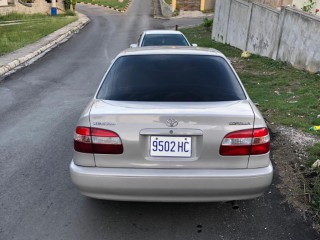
[70,47,273,202]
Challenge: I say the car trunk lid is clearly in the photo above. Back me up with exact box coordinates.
[89,99,255,169]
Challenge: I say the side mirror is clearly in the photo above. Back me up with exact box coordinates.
[130,44,138,48]
[192,43,198,47]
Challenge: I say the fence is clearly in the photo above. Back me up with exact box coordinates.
[212,0,320,73]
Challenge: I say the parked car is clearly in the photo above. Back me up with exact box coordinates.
[130,30,197,47]
[70,46,273,202]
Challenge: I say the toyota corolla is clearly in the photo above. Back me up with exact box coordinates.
[70,47,273,202]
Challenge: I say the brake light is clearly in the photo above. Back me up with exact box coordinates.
[219,128,270,156]
[74,127,123,154]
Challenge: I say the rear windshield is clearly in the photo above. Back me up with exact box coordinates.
[141,34,189,46]
[97,55,246,102]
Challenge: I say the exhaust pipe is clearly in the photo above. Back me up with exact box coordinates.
[230,201,239,210]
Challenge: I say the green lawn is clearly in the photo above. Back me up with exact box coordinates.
[78,0,129,9]
[0,13,77,56]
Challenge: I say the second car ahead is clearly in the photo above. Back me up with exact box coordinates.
[130,30,197,48]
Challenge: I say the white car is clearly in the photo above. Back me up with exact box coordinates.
[130,30,197,48]
[70,47,273,202]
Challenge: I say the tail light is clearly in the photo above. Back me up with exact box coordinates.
[220,128,270,156]
[74,127,123,154]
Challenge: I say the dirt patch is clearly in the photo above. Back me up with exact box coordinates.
[269,123,320,227]
[230,57,276,76]
[229,57,247,72]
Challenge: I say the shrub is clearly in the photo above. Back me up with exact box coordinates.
[203,17,213,30]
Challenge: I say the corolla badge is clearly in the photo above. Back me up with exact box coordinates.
[229,122,251,125]
[93,122,116,126]
[166,118,178,127]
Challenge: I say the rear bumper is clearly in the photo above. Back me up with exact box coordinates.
[70,161,273,202]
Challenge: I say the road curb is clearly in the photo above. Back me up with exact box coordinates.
[0,13,90,78]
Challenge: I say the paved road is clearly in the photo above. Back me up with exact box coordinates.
[0,1,319,239]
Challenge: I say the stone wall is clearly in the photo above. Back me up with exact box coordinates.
[213,0,320,73]
[0,0,65,15]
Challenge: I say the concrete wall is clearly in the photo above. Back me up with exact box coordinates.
[0,0,65,15]
[213,0,231,43]
[226,0,250,50]
[213,0,320,73]
[247,0,292,8]
[246,4,280,59]
[159,0,173,17]
[277,8,320,72]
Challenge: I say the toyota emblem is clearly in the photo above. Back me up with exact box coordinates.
[166,118,178,127]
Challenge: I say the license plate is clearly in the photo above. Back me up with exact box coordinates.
[150,136,192,158]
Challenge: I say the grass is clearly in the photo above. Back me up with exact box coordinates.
[182,24,320,223]
[165,0,172,4]
[78,0,129,9]
[0,13,77,56]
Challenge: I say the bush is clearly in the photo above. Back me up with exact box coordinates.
[203,17,213,28]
